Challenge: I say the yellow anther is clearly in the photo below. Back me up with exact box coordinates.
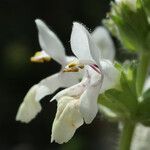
[78,64,84,69]
[63,67,79,72]
[30,51,51,63]
[68,62,77,68]
[63,60,84,72]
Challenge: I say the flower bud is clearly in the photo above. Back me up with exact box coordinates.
[104,0,150,53]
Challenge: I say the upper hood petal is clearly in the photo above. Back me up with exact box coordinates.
[92,26,115,61]
[35,19,66,65]
[100,59,120,93]
[71,22,101,66]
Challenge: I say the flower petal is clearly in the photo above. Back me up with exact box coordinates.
[92,27,115,61]
[51,96,83,144]
[79,65,102,124]
[100,59,120,93]
[50,76,88,102]
[35,19,66,65]
[79,85,100,124]
[16,85,42,123]
[71,22,101,65]
[36,72,81,101]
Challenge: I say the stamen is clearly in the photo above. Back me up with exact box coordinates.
[63,67,79,72]
[30,51,51,63]
[63,60,84,72]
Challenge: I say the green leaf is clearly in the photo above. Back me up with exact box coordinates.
[98,61,138,121]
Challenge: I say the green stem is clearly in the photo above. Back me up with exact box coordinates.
[136,53,150,97]
[119,122,135,150]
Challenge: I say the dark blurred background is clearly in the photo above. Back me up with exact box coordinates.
[0,0,119,149]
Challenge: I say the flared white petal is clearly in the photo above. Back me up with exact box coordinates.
[71,22,101,65]
[100,59,120,93]
[79,65,102,124]
[92,27,115,61]
[16,85,42,123]
[35,85,50,102]
[80,85,100,124]
[35,19,66,65]
[51,96,83,144]
[36,72,81,101]
[51,77,88,101]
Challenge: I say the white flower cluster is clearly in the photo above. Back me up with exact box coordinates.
[16,19,120,144]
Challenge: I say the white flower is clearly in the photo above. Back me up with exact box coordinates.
[16,19,116,123]
[51,22,120,144]
[16,19,81,123]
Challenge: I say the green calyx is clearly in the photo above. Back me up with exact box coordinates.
[98,61,138,122]
[99,60,150,128]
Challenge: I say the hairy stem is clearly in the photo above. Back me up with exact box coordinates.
[136,53,150,96]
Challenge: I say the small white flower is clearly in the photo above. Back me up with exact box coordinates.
[51,65,101,143]
[16,19,116,123]
[51,22,120,144]
[16,19,81,123]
